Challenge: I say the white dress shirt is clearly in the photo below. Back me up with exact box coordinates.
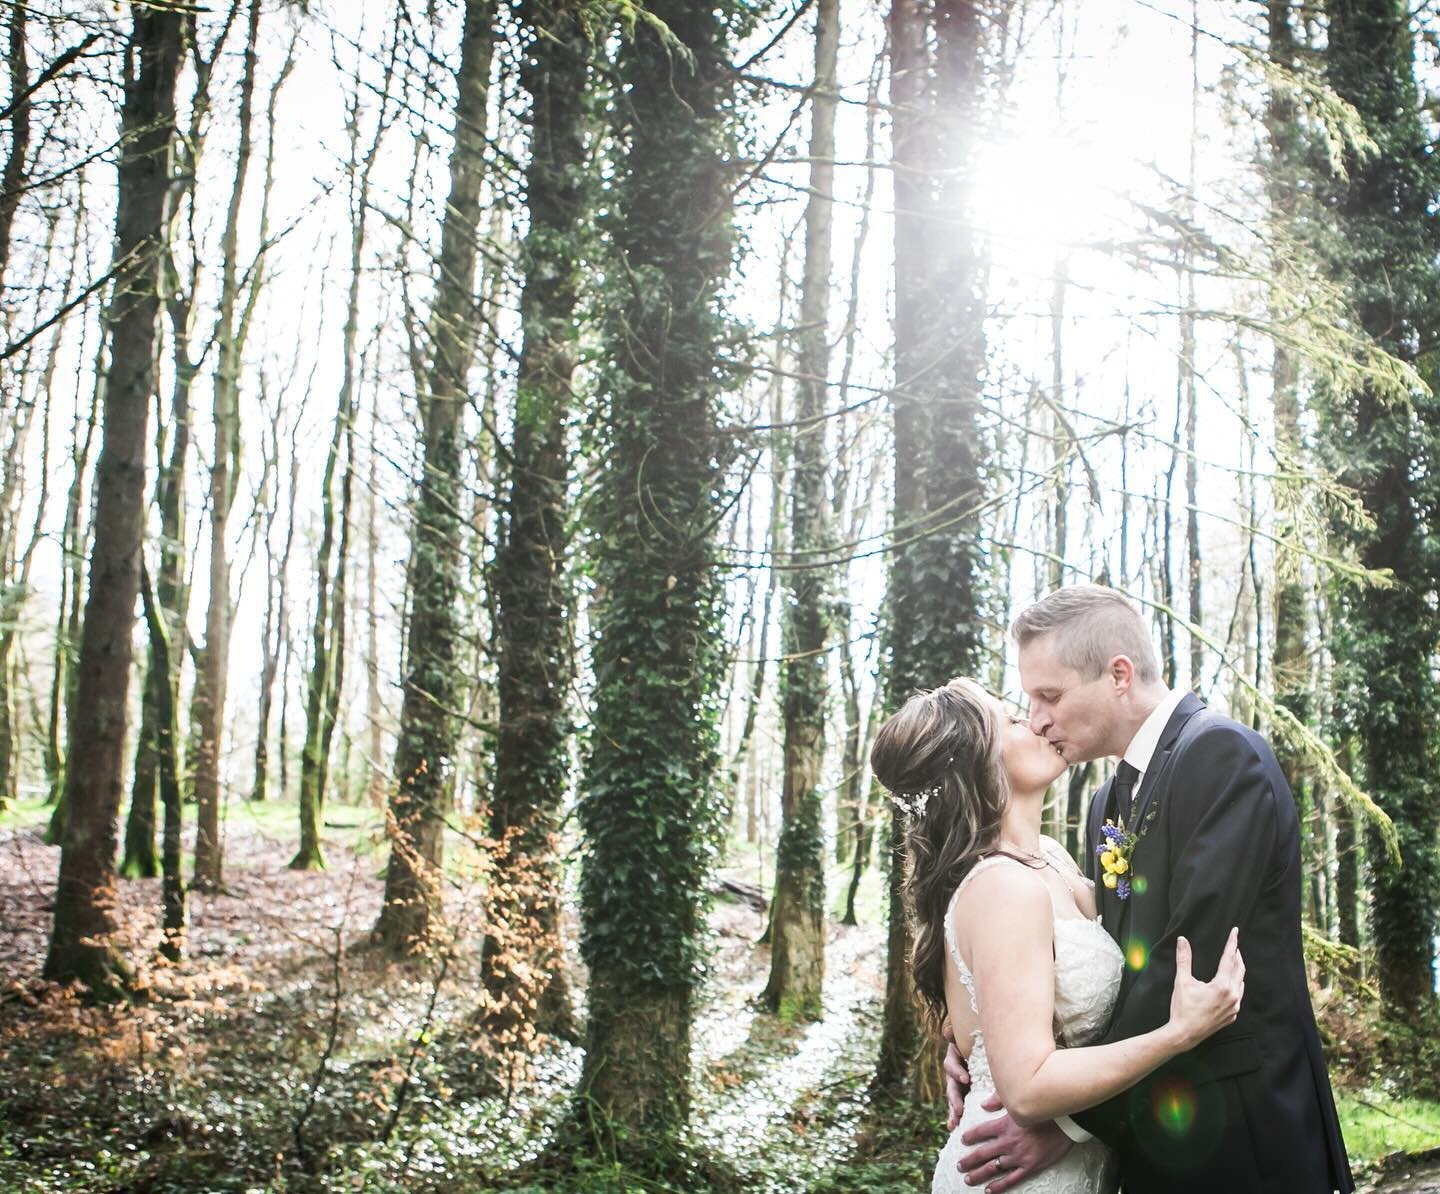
[1120,686,1187,787]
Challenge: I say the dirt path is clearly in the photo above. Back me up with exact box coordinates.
[1364,1151,1440,1193]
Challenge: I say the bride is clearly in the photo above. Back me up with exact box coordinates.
[870,679,1245,1194]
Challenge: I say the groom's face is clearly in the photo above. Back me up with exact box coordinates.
[1018,634,1120,764]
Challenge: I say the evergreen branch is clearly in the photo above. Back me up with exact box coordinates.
[1139,592,1400,864]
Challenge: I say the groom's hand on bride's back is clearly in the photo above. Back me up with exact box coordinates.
[942,1024,970,1131]
[957,1099,1071,1192]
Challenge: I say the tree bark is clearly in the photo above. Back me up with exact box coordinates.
[122,0,245,875]
[762,0,838,1023]
[139,561,184,961]
[878,0,993,1099]
[293,38,396,870]
[43,4,184,994]
[0,0,29,298]
[379,0,495,954]
[193,0,263,889]
[483,0,585,1038]
[1325,0,1440,1012]
[578,0,740,1147]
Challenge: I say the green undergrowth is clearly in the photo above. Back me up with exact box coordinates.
[1337,1091,1440,1163]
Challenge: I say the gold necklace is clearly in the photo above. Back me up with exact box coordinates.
[1000,839,1085,896]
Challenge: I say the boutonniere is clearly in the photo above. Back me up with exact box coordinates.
[1096,821,1136,899]
[1096,802,1161,901]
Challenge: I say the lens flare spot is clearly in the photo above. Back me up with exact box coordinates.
[1152,1077,1198,1137]
[1124,937,1149,972]
[1131,874,1148,895]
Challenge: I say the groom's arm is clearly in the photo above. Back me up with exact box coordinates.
[1070,724,1279,1142]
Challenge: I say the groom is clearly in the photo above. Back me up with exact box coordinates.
[948,585,1352,1194]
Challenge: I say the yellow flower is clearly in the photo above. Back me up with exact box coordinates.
[1099,850,1117,869]
[1113,857,1129,875]
[1102,871,1119,890]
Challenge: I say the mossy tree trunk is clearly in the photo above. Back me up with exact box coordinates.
[762,0,839,1024]
[139,562,185,961]
[123,7,240,876]
[578,0,743,1148]
[292,383,349,872]
[379,0,495,953]
[483,0,587,1036]
[877,0,992,1099]
[43,3,184,995]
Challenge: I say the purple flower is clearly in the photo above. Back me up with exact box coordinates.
[1116,877,1132,900]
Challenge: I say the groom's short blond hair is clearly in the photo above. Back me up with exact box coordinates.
[1011,585,1161,685]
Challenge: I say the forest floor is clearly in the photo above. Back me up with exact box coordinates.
[1,795,1438,1192]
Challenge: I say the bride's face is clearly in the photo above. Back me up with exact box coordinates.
[991,694,1068,793]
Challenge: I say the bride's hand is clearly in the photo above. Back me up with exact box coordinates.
[1167,927,1244,1050]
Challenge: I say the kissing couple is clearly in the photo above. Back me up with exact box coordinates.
[872,585,1354,1194]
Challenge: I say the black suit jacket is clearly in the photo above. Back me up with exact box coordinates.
[1071,693,1353,1194]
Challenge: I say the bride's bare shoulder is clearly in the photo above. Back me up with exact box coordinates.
[951,857,1050,915]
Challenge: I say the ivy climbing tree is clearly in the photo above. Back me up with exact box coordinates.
[876,0,995,1096]
[484,0,591,1042]
[577,0,747,1149]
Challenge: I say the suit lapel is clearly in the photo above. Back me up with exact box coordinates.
[1124,691,1205,837]
[1089,775,1125,937]
[1104,691,1206,941]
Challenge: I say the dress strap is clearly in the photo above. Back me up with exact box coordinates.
[944,856,1032,1015]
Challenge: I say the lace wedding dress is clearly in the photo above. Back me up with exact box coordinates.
[932,854,1124,1194]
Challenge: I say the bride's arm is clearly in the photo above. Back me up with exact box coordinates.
[958,866,1243,1128]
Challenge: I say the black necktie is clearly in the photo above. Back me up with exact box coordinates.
[1113,760,1140,826]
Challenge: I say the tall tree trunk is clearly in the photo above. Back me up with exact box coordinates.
[193,0,263,889]
[293,40,396,869]
[1182,2,1202,689]
[43,4,184,994]
[364,401,384,808]
[44,375,97,831]
[379,0,495,954]
[292,388,348,871]
[1335,766,1360,951]
[762,0,838,1023]
[0,0,29,298]
[122,0,243,876]
[252,402,291,803]
[0,213,64,810]
[139,562,184,961]
[878,0,993,1101]
[578,0,740,1148]
[1325,0,1440,1013]
[842,697,883,927]
[483,0,585,1039]
[1265,0,1311,813]
[319,408,355,808]
[123,266,194,876]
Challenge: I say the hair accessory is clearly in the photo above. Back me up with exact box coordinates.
[891,785,939,818]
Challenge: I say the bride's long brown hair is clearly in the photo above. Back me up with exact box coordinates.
[869,678,1013,1038]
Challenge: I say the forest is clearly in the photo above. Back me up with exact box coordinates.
[1,0,1440,1190]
